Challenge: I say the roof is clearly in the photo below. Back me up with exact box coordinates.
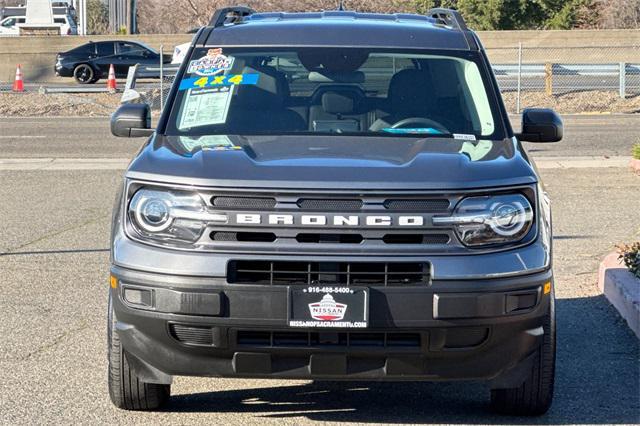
[199,11,478,51]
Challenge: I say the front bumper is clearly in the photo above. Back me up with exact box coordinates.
[110,264,552,386]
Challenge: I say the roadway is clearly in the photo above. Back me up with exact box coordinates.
[0,114,636,158]
[0,114,638,424]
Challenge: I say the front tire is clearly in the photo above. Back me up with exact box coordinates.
[108,293,170,410]
[490,295,556,416]
[73,64,95,84]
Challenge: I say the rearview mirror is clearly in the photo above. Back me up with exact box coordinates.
[516,108,563,143]
[111,103,153,138]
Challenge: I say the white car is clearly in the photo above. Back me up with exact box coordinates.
[0,14,77,36]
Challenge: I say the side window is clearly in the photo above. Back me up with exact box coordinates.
[71,44,94,55]
[96,42,114,57]
[2,18,16,27]
[463,61,495,136]
[54,18,65,24]
[117,42,145,58]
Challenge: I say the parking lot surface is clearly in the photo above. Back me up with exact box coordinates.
[0,115,638,425]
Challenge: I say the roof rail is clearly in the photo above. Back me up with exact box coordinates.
[209,6,255,28]
[427,8,468,31]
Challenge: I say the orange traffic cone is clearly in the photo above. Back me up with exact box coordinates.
[107,64,117,92]
[12,64,24,92]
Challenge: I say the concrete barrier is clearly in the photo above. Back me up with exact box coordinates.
[598,252,640,339]
[0,29,638,84]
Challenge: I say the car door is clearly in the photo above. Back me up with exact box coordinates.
[93,42,115,76]
[115,42,153,76]
[0,17,20,34]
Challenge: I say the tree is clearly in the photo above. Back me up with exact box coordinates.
[87,0,109,34]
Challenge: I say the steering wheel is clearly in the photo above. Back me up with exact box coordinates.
[390,117,449,133]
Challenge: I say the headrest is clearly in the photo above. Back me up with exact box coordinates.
[308,71,365,84]
[322,92,355,115]
[233,66,288,110]
[388,69,435,115]
[310,85,366,114]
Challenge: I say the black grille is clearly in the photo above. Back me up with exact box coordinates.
[211,231,277,242]
[236,330,421,349]
[297,198,364,211]
[228,261,430,286]
[169,324,213,346]
[296,233,364,244]
[211,196,276,210]
[383,199,450,211]
[383,233,450,245]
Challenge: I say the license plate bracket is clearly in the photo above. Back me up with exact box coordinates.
[288,286,368,328]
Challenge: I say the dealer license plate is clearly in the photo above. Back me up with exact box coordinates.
[288,286,368,328]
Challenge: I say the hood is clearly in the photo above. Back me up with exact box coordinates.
[125,134,538,190]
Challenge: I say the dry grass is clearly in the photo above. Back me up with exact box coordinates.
[0,92,121,116]
[503,91,640,114]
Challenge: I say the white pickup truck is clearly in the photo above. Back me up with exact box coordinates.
[0,14,77,36]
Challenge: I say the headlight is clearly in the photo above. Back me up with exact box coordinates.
[127,188,226,247]
[433,194,534,247]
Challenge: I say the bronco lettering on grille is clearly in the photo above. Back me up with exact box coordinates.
[235,214,427,227]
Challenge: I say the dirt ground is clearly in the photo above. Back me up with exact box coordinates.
[503,90,640,114]
[0,92,122,117]
[1,90,640,117]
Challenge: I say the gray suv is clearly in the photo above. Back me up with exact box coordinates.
[108,7,563,415]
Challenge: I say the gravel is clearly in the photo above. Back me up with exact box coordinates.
[0,92,122,116]
[2,90,640,117]
[503,90,640,114]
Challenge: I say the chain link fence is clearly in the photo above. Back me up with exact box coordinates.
[124,44,640,115]
[486,45,640,114]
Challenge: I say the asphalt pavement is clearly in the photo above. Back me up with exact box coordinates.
[0,114,636,158]
[0,114,639,425]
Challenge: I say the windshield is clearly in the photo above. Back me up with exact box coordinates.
[166,48,502,139]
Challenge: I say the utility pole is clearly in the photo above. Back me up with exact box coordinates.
[109,0,134,34]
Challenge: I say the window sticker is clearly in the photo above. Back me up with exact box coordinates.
[453,133,477,141]
[178,135,237,152]
[187,48,235,76]
[178,73,260,91]
[178,87,232,130]
[381,128,443,135]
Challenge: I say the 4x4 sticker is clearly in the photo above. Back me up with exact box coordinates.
[187,48,234,76]
[178,73,260,91]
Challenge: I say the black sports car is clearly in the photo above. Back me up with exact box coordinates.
[55,40,172,84]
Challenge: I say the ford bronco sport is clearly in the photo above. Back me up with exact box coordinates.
[108,7,563,415]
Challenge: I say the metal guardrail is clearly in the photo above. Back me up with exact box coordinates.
[493,63,640,76]
[492,62,640,99]
[136,64,180,79]
[42,86,115,94]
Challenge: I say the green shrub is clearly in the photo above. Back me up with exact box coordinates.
[633,143,640,160]
[617,242,640,279]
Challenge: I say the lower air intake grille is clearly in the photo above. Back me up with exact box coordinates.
[228,261,430,286]
[236,331,422,349]
[169,324,214,346]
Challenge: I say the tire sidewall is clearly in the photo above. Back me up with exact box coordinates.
[73,64,94,84]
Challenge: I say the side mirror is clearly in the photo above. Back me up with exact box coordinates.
[110,103,153,138]
[516,108,563,143]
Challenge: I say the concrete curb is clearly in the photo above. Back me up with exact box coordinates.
[630,158,640,175]
[598,252,640,339]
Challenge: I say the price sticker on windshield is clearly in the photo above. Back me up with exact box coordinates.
[179,74,260,91]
